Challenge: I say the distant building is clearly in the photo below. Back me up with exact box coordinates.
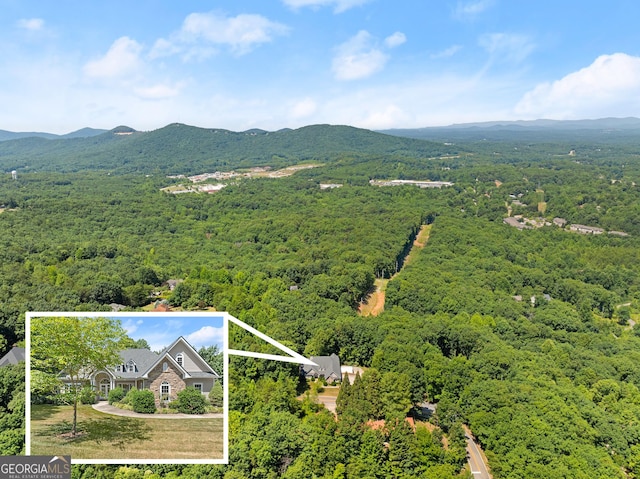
[110,303,127,312]
[0,347,25,367]
[11,170,17,180]
[166,279,183,291]
[152,300,172,312]
[503,217,531,230]
[340,365,365,384]
[369,179,454,188]
[569,224,604,235]
[553,218,567,228]
[301,353,342,384]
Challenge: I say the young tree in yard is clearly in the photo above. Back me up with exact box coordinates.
[31,316,128,435]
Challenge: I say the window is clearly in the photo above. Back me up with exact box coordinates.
[160,381,170,401]
[116,365,122,372]
[100,378,110,397]
[193,383,203,393]
[162,362,168,372]
[176,352,184,367]
[126,360,136,373]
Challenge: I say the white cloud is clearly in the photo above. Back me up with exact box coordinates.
[431,44,462,59]
[122,319,142,335]
[135,82,184,100]
[361,104,410,130]
[149,38,181,59]
[17,18,44,31]
[384,32,406,49]
[515,53,640,119]
[282,0,370,13]
[83,36,143,78]
[186,326,225,348]
[454,0,495,20]
[479,33,535,64]
[290,97,318,118]
[151,12,289,58]
[332,31,389,81]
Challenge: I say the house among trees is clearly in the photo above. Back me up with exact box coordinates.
[60,337,220,407]
[0,346,25,367]
[301,353,342,384]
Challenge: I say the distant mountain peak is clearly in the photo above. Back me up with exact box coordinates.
[110,125,137,134]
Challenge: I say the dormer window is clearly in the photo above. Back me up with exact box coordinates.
[176,353,184,367]
[126,360,136,373]
[116,365,122,372]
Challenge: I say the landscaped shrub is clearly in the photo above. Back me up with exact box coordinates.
[79,386,97,404]
[108,386,125,405]
[130,389,156,413]
[209,382,223,408]
[176,386,207,414]
[121,388,137,405]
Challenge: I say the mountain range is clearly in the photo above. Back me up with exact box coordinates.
[1,117,639,175]
[0,127,107,142]
[378,117,640,142]
[0,123,450,175]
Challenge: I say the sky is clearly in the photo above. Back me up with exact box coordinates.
[117,314,225,353]
[2,0,640,133]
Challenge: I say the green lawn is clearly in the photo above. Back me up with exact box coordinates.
[30,404,224,461]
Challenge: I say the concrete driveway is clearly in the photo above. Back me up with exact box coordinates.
[92,401,223,419]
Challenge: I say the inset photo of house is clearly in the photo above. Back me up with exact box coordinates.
[26,312,228,464]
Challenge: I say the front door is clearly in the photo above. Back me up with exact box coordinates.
[100,379,110,399]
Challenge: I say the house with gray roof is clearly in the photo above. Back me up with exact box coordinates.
[301,353,342,384]
[0,346,25,367]
[62,337,220,406]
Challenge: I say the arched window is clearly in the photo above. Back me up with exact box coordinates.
[162,362,168,372]
[176,353,184,367]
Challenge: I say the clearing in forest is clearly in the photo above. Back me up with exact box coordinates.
[359,224,432,317]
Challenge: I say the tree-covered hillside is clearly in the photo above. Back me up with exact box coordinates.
[0,123,454,175]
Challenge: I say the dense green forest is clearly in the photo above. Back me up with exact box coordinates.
[1,123,640,478]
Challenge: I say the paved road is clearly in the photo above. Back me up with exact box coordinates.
[92,401,223,419]
[464,425,492,479]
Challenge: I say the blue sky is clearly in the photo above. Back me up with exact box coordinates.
[117,314,225,353]
[2,1,640,133]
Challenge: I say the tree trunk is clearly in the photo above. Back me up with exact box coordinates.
[72,386,78,436]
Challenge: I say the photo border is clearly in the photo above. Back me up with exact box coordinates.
[25,311,229,465]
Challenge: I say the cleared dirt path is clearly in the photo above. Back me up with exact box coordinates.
[358,224,432,317]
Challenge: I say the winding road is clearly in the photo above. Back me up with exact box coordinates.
[464,425,492,479]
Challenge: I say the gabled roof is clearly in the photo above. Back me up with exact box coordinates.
[141,336,220,380]
[142,347,191,379]
[0,347,25,367]
[115,348,159,378]
[303,353,342,380]
[166,336,219,376]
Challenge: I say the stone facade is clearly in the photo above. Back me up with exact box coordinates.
[147,360,186,407]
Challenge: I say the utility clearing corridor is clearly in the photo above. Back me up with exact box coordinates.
[358,223,493,478]
[359,224,432,317]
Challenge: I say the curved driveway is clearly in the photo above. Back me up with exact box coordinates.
[92,401,223,419]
